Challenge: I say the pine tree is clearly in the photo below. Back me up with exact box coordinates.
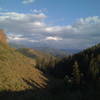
[90,59,99,80]
[72,61,81,85]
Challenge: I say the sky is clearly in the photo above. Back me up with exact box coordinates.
[0,0,100,50]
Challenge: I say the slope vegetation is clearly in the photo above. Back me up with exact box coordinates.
[0,43,49,91]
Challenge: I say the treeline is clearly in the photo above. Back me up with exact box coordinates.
[35,43,100,85]
[54,43,100,81]
[17,48,61,73]
[50,43,100,99]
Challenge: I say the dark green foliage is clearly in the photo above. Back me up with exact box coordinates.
[50,43,100,99]
[72,61,81,85]
[90,57,100,80]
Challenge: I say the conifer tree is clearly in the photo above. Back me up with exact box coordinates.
[72,61,81,85]
[90,59,99,80]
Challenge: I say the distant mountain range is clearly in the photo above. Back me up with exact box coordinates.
[31,47,70,57]
[9,43,68,57]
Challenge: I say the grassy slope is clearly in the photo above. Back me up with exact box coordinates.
[17,48,54,59]
[0,44,49,91]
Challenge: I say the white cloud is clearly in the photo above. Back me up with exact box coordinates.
[45,36,62,41]
[22,0,35,4]
[0,12,100,49]
[31,8,48,13]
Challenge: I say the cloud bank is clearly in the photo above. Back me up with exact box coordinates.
[22,0,35,4]
[0,12,100,50]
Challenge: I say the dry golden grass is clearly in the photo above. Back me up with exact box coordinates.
[0,44,50,91]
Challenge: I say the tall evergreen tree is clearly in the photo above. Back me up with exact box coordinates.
[90,59,99,80]
[72,61,81,85]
